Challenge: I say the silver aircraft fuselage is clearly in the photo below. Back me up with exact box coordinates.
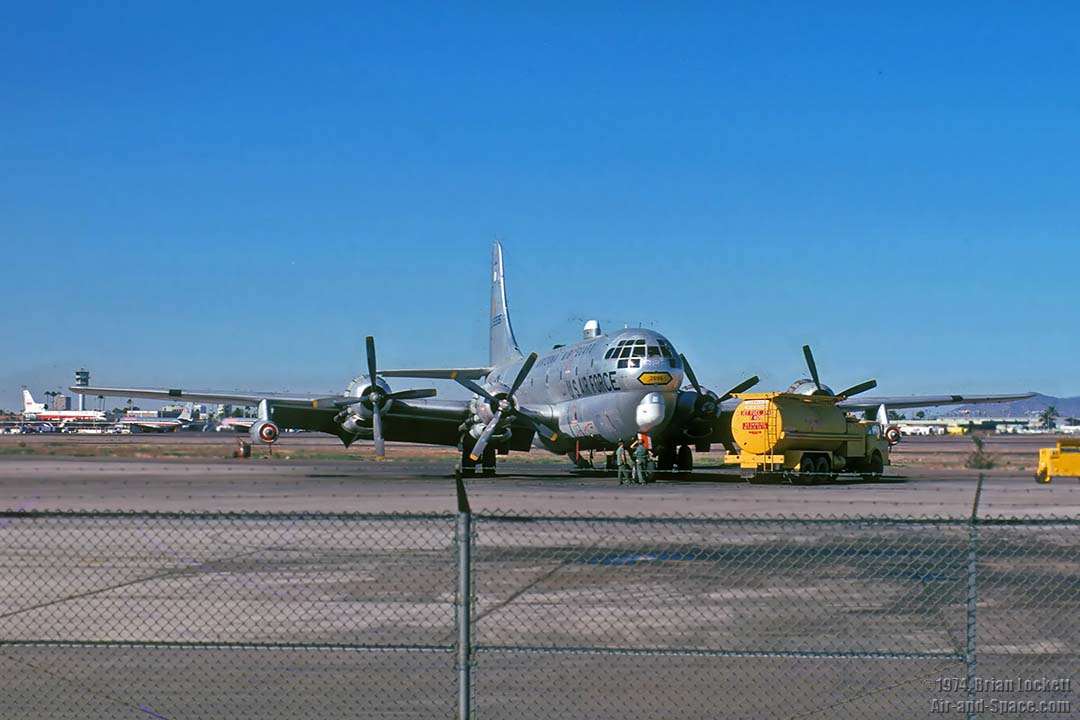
[485,328,684,449]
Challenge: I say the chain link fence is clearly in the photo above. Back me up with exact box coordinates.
[0,504,1075,718]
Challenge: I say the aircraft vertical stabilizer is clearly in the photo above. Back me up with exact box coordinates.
[490,240,524,367]
[22,389,44,414]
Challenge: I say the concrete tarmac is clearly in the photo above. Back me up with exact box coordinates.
[0,433,1077,517]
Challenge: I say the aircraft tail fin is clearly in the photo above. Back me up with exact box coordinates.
[178,404,193,423]
[490,240,524,367]
[22,389,44,414]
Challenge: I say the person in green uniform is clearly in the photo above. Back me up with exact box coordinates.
[632,438,650,484]
[615,440,632,485]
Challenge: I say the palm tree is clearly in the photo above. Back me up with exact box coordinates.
[1038,405,1058,430]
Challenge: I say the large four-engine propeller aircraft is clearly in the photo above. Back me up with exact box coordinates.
[73,241,1033,474]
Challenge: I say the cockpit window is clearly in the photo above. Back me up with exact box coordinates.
[659,345,672,358]
[647,346,661,357]
[631,345,645,357]
[619,346,633,358]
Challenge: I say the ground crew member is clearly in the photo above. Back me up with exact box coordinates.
[615,440,632,485]
[632,438,650,484]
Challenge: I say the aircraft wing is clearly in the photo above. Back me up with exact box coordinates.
[71,385,316,406]
[378,368,491,380]
[73,385,477,447]
[837,393,1036,411]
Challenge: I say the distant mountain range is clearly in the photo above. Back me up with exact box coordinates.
[929,393,1080,419]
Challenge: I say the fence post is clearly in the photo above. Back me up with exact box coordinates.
[965,473,984,720]
[455,472,473,720]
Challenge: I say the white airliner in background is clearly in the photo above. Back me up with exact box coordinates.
[22,389,106,422]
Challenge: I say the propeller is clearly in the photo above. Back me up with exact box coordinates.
[360,335,437,460]
[802,345,822,391]
[680,354,759,414]
[456,352,558,461]
[800,345,876,399]
[680,353,703,395]
[836,379,878,398]
[718,375,760,403]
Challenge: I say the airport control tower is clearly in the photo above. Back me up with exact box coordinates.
[74,368,90,411]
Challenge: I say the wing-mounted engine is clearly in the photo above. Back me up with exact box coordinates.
[337,374,393,435]
[674,385,722,441]
[789,345,878,400]
[669,352,759,448]
[334,336,437,459]
[249,419,280,445]
[452,352,560,461]
[463,381,514,445]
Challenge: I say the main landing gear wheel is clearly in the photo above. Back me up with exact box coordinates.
[480,446,497,477]
[675,445,693,476]
[460,443,477,477]
[657,446,676,472]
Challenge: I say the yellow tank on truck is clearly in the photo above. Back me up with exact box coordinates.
[732,394,848,456]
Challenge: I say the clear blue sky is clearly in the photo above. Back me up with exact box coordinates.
[2,2,1077,411]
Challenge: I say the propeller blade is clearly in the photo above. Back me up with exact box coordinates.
[507,352,538,397]
[679,354,703,394]
[372,403,385,460]
[518,407,559,442]
[836,379,878,398]
[468,409,503,462]
[719,375,760,403]
[456,378,497,402]
[387,388,437,400]
[365,336,378,380]
[802,345,821,390]
[311,396,365,409]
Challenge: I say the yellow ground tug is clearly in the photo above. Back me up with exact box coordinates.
[1036,439,1080,483]
[726,391,890,481]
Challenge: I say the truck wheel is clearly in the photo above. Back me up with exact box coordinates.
[868,451,884,475]
[814,456,831,476]
[795,455,816,484]
[1035,469,1050,484]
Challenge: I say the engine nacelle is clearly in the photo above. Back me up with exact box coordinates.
[250,420,280,445]
[787,378,835,397]
[344,374,393,420]
[672,386,720,439]
[469,383,511,425]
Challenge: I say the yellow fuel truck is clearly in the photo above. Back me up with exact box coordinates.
[726,392,890,480]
